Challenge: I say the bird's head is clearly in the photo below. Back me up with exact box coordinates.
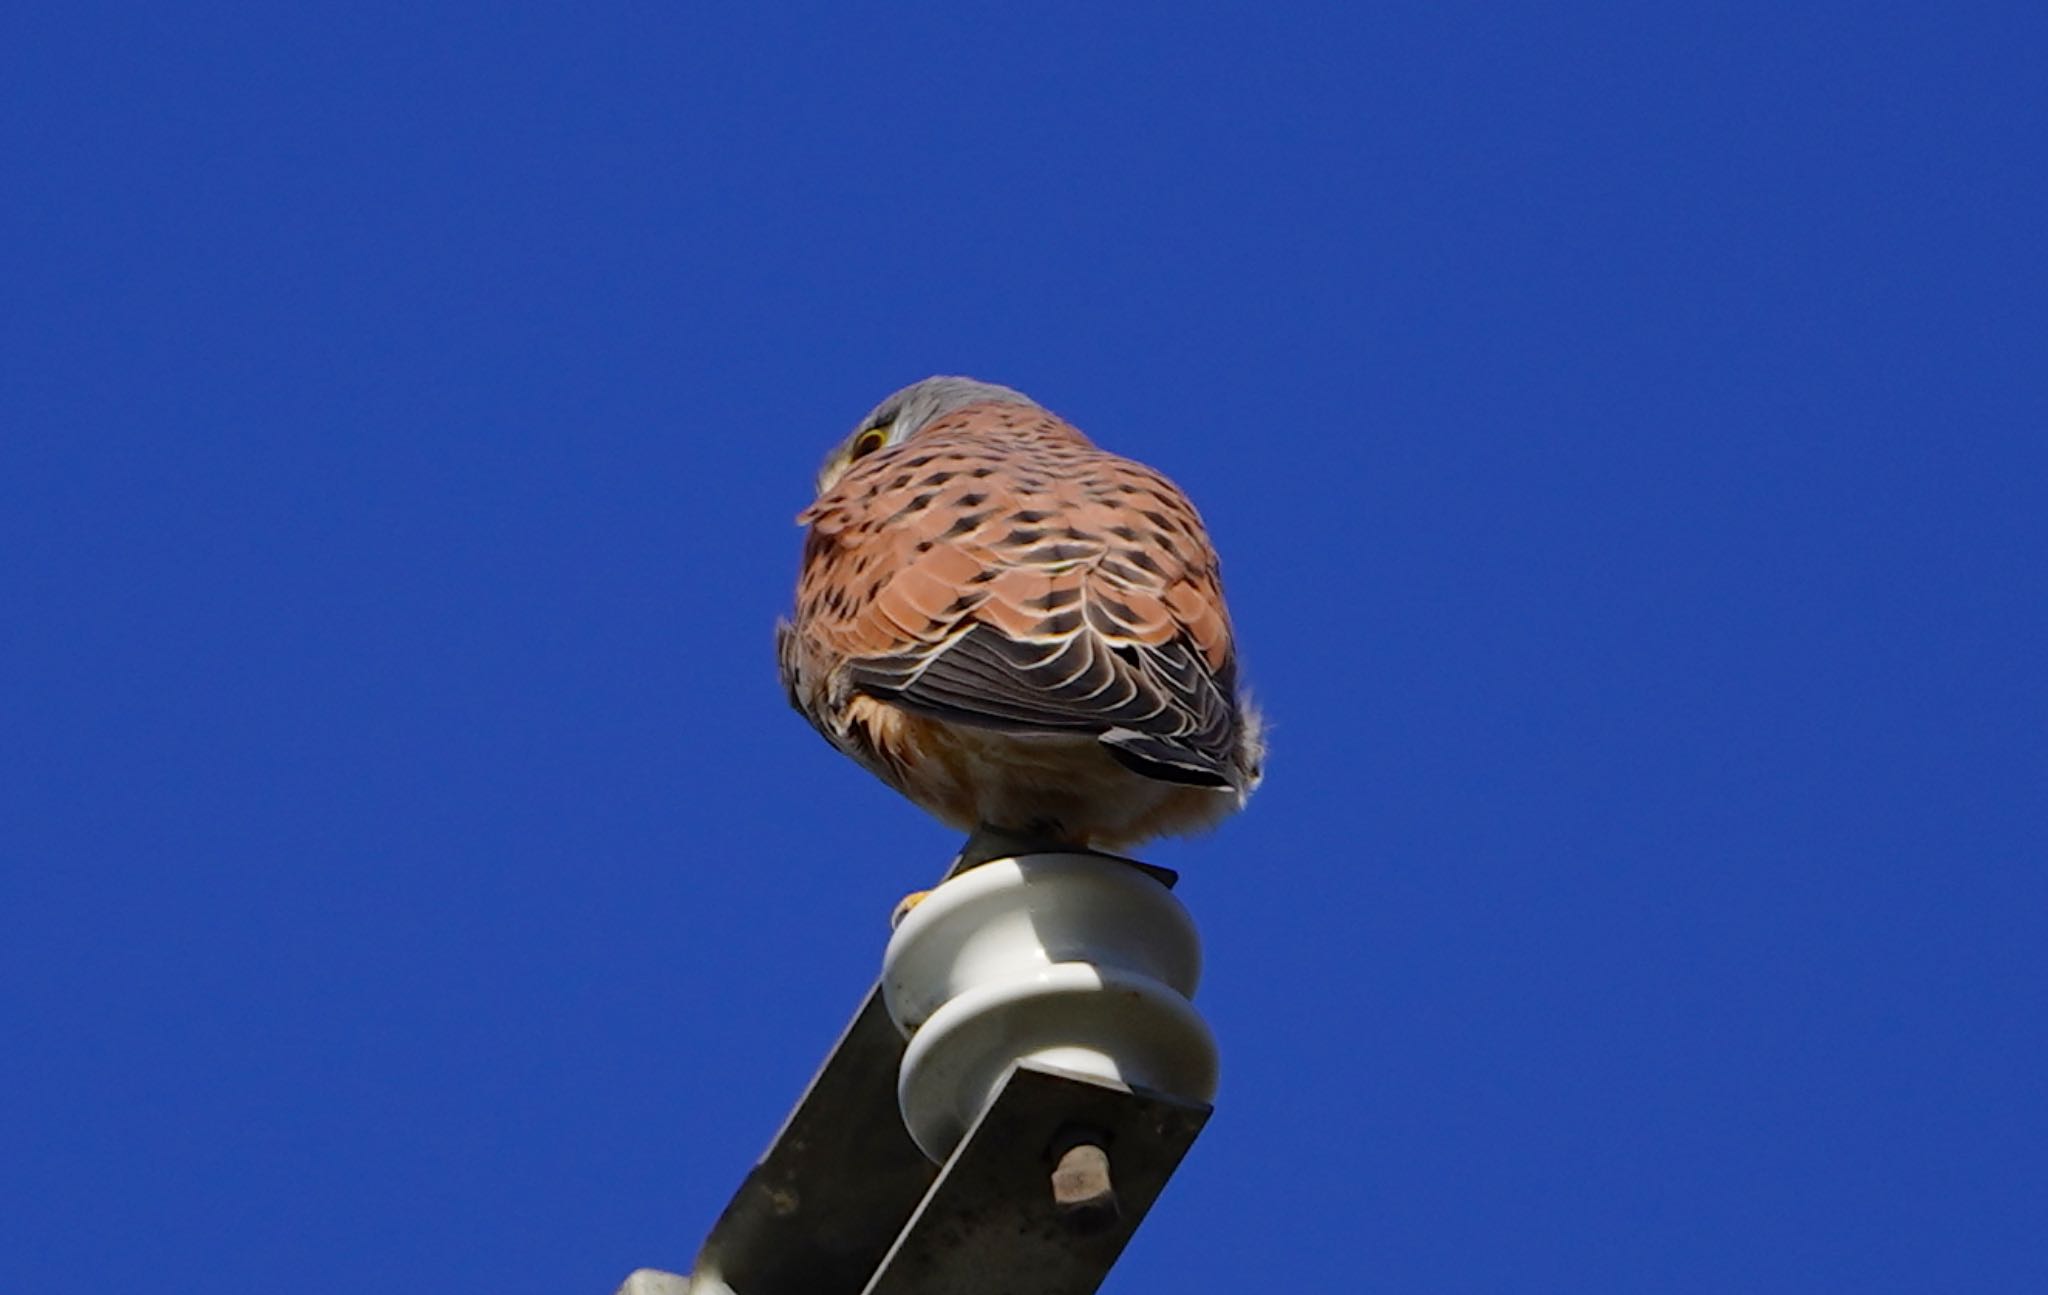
[813,375,1037,494]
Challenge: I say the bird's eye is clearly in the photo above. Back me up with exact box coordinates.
[850,427,890,460]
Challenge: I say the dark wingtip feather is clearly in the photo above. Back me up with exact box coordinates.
[1099,729,1236,789]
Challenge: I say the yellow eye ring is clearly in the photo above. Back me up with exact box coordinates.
[850,428,889,460]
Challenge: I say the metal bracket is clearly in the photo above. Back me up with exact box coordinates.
[686,987,1209,1295]
[667,851,1209,1295]
[691,987,934,1294]
[861,1063,1209,1295]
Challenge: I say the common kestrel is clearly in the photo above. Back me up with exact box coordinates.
[777,377,1263,854]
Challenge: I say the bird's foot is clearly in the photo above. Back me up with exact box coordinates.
[896,822,1108,928]
[890,889,931,929]
[948,821,1074,878]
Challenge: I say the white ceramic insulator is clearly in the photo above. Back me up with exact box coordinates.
[880,853,1220,1163]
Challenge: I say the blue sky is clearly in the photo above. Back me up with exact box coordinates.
[4,3,2043,1291]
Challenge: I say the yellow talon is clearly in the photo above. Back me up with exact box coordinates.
[891,889,931,929]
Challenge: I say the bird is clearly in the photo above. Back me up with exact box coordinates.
[776,376,1263,866]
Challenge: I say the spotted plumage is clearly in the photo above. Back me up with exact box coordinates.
[777,377,1263,851]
